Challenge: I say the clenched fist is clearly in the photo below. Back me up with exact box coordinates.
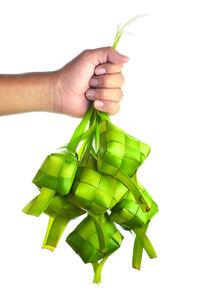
[0,47,129,117]
[53,47,129,117]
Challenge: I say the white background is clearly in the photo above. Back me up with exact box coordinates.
[0,0,200,299]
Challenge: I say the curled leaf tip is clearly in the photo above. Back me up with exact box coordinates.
[113,15,145,49]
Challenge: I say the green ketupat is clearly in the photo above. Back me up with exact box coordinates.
[71,152,127,216]
[32,149,78,196]
[22,17,158,283]
[110,174,158,230]
[66,213,123,283]
[22,104,94,217]
[97,120,150,178]
[110,174,158,268]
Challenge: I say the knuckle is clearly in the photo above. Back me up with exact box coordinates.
[81,49,88,56]
[118,89,123,101]
[119,73,125,85]
[81,49,92,58]
[106,46,113,52]
[105,46,116,57]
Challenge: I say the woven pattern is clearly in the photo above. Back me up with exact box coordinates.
[110,177,158,230]
[71,153,127,215]
[97,120,150,177]
[44,194,85,219]
[66,213,123,263]
[33,150,78,196]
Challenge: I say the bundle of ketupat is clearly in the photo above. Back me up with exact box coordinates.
[22,17,159,284]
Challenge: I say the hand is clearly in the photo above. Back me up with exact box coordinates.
[53,47,129,117]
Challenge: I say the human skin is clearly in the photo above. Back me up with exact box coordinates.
[0,47,129,117]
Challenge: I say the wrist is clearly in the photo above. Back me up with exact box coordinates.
[49,69,64,113]
[38,72,58,112]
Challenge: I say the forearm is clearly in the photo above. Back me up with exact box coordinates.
[0,72,56,115]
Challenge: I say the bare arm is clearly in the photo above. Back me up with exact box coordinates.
[0,47,129,117]
[0,72,55,115]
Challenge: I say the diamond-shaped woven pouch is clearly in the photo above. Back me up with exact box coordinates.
[66,213,123,263]
[110,176,158,230]
[97,120,150,177]
[71,153,127,215]
[32,149,78,196]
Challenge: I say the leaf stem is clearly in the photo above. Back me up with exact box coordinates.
[88,212,107,253]
[92,256,109,284]
[132,222,149,270]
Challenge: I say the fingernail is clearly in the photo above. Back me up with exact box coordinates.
[90,78,98,87]
[95,100,104,107]
[86,90,96,99]
[95,68,106,75]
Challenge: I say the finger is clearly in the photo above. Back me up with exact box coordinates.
[86,88,123,102]
[94,100,120,115]
[84,47,129,66]
[89,73,124,88]
[95,63,123,75]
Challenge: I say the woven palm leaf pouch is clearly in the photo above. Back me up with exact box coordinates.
[71,152,127,216]
[22,18,159,284]
[67,213,123,283]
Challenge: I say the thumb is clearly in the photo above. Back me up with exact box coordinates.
[85,47,129,66]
